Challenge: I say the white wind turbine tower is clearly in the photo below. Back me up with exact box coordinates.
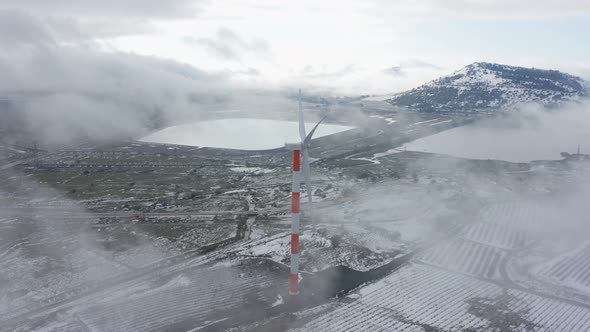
[286,89,325,295]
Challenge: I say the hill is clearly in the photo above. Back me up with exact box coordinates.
[386,62,589,113]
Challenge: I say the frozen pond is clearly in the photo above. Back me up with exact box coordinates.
[140,118,354,150]
[402,108,590,162]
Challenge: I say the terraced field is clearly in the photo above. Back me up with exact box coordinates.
[536,243,590,292]
[76,265,277,331]
[288,199,590,331]
[295,264,590,331]
[479,203,558,230]
[417,239,505,280]
[5,260,285,332]
[462,222,529,250]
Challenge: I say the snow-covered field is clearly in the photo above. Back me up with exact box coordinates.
[535,243,590,293]
[362,94,398,101]
[140,119,354,150]
[369,114,397,125]
[6,124,590,330]
[296,264,590,331]
[5,257,280,332]
[289,194,590,331]
[402,109,590,162]
[417,239,506,280]
[315,181,460,246]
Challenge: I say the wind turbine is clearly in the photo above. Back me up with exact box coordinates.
[286,89,325,295]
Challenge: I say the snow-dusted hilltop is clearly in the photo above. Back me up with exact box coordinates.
[386,62,589,113]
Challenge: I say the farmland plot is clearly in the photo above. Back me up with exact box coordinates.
[295,264,590,331]
[535,243,590,294]
[0,221,138,319]
[7,261,283,332]
[479,203,559,231]
[416,239,505,280]
[462,222,529,250]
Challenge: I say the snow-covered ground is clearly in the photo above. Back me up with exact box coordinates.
[6,125,590,330]
[140,119,354,150]
[5,257,280,331]
[369,114,397,125]
[230,166,275,174]
[362,94,398,101]
[315,180,460,246]
[296,263,590,331]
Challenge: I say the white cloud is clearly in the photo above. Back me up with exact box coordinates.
[0,1,205,40]
[184,27,271,61]
[1,1,589,100]
[0,0,204,18]
[0,10,240,146]
[280,63,446,95]
[355,0,590,19]
[0,10,55,46]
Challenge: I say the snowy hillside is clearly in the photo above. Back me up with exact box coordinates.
[387,62,589,113]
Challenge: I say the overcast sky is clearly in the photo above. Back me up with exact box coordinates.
[1,0,590,95]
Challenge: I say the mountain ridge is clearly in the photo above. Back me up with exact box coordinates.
[386,62,589,113]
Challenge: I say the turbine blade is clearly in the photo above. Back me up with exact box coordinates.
[304,116,326,146]
[301,116,326,205]
[302,148,313,205]
[298,89,306,142]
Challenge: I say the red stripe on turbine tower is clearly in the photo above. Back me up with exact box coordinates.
[292,192,300,213]
[286,144,301,295]
[291,234,300,254]
[293,150,301,171]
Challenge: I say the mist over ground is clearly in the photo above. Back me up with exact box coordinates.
[402,102,590,162]
[0,10,304,149]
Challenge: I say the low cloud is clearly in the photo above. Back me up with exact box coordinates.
[362,0,590,18]
[0,10,235,148]
[0,9,154,45]
[185,27,271,61]
[0,10,55,46]
[283,61,447,96]
[403,101,590,162]
[298,64,358,79]
[0,0,203,19]
[0,1,204,40]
